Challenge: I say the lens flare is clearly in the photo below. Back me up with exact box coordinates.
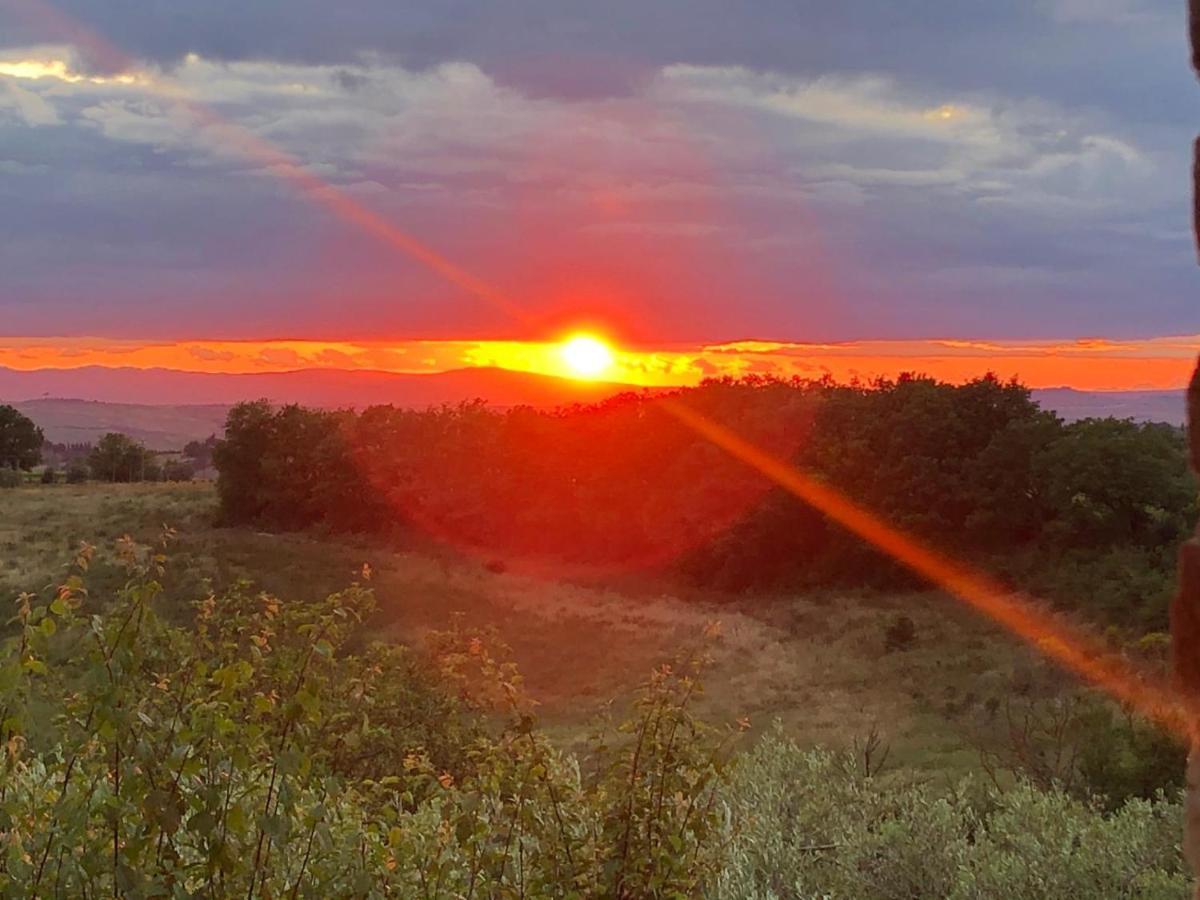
[662,398,1196,741]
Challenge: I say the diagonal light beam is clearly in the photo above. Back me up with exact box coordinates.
[664,397,1195,740]
[0,0,531,325]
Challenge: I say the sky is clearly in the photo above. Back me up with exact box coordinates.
[0,0,1197,388]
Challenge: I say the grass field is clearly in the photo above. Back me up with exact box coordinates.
[0,482,1059,777]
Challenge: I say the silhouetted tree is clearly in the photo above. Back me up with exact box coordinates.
[0,405,43,470]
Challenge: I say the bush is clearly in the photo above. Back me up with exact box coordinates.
[0,537,735,897]
[161,460,195,482]
[65,462,88,484]
[717,726,1189,899]
[39,467,56,485]
[0,468,22,488]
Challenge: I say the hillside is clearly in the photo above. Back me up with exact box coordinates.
[10,399,229,450]
[1031,387,1187,425]
[0,481,1054,772]
[2,367,1187,452]
[0,365,645,408]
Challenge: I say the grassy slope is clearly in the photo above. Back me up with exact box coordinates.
[0,483,1052,777]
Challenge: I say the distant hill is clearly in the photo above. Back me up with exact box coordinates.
[0,367,1186,450]
[0,365,653,449]
[1031,388,1186,426]
[0,365,648,408]
[8,399,230,451]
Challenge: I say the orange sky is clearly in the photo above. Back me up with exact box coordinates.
[1,334,1196,391]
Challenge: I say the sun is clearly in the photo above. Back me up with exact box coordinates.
[559,334,614,379]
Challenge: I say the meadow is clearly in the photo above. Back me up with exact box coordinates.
[2,478,1193,895]
[0,481,1096,776]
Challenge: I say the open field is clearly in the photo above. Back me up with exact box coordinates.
[0,482,1058,777]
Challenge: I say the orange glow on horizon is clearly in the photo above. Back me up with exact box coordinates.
[0,335,1195,392]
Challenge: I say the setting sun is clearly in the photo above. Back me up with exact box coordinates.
[559,334,615,379]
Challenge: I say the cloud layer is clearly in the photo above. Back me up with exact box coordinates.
[0,1,1196,343]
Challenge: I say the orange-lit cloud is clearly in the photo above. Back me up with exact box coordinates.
[0,334,1195,391]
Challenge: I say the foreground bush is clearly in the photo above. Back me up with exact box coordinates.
[717,726,1190,899]
[0,537,733,897]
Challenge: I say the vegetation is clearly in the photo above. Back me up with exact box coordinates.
[213,375,1196,633]
[0,405,43,473]
[0,537,734,897]
[718,727,1189,898]
[4,368,1195,895]
[0,529,1190,897]
[88,432,160,483]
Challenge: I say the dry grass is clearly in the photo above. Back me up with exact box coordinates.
[0,482,1051,777]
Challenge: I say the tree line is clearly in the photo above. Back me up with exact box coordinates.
[0,405,211,484]
[214,375,1197,633]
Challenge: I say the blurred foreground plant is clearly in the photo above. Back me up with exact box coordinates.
[0,535,736,897]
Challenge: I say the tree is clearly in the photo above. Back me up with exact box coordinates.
[88,432,153,483]
[0,405,43,470]
[182,434,218,469]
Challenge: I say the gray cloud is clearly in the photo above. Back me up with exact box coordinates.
[0,1,1195,343]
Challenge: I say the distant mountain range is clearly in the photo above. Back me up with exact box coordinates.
[0,365,643,408]
[0,365,651,448]
[0,365,1187,450]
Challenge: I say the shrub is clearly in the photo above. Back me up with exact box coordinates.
[0,537,735,897]
[717,726,1189,899]
[162,460,194,482]
[65,462,88,484]
[39,467,56,485]
[0,468,21,488]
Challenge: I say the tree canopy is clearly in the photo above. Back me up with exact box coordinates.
[0,405,43,471]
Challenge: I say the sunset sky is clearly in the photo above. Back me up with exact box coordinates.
[1,0,1197,390]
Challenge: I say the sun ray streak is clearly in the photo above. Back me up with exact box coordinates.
[0,0,530,325]
[663,398,1196,740]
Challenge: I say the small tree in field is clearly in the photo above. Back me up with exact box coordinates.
[0,405,43,470]
[88,432,153,483]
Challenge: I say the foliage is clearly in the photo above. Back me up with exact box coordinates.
[88,432,159,483]
[39,467,56,485]
[65,462,89,484]
[973,690,1187,809]
[182,435,218,470]
[0,469,21,489]
[685,376,1196,631]
[0,538,736,897]
[161,460,195,482]
[0,405,43,471]
[716,726,1190,899]
[211,376,1196,632]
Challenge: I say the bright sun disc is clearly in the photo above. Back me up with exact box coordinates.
[560,334,614,379]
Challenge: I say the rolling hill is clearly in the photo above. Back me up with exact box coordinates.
[0,365,1186,450]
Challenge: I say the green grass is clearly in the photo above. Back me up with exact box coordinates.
[0,482,1061,778]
